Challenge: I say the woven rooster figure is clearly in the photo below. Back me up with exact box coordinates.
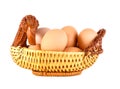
[11,15,106,76]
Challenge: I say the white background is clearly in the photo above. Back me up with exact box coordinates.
[0,0,120,89]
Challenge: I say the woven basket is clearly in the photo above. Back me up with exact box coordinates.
[10,46,99,76]
[10,29,105,76]
[10,15,106,76]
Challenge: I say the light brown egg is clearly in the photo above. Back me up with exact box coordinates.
[62,26,78,47]
[35,27,50,45]
[64,47,82,52]
[41,29,68,51]
[78,28,97,50]
[28,44,41,50]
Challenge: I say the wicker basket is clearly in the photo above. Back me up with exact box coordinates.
[10,15,106,76]
[10,46,99,76]
[10,29,105,76]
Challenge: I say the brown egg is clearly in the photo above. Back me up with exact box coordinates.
[78,28,97,50]
[64,47,82,52]
[62,26,78,47]
[35,27,50,45]
[28,44,41,50]
[41,29,67,51]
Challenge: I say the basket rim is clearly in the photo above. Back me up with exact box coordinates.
[11,46,85,54]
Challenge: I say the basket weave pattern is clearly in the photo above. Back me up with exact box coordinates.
[11,46,98,73]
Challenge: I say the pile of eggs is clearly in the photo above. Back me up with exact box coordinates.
[28,26,97,52]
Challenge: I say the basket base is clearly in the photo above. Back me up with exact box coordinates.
[32,70,82,76]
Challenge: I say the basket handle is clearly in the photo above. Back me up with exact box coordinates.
[12,15,39,47]
[84,28,106,55]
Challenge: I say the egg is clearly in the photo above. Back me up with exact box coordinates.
[78,28,97,50]
[35,27,50,45]
[41,29,67,51]
[28,44,41,50]
[64,47,82,52]
[62,26,78,47]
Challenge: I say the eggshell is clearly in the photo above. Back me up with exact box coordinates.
[78,28,97,50]
[62,26,78,47]
[35,27,50,45]
[41,29,67,51]
[64,47,82,52]
[28,44,41,50]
